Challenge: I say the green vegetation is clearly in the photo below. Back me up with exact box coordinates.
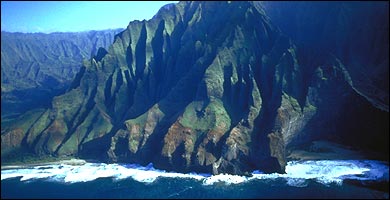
[129,139,139,153]
[179,100,231,132]
[1,108,46,131]
[1,148,76,166]
[283,93,300,111]
[125,110,148,126]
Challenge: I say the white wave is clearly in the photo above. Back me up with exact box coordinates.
[286,178,308,187]
[1,160,388,187]
[249,160,387,186]
[202,174,248,185]
[0,162,208,184]
[114,163,206,183]
[282,160,371,185]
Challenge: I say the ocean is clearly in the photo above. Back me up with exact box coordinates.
[1,160,389,199]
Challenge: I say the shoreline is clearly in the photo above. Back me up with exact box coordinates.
[1,158,88,170]
[2,140,388,172]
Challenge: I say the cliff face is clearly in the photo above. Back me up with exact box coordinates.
[261,1,389,112]
[1,1,388,174]
[1,29,123,119]
[260,1,389,156]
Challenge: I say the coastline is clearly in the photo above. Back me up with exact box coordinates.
[2,140,387,172]
[1,158,88,170]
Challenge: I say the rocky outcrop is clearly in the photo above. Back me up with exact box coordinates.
[2,1,388,174]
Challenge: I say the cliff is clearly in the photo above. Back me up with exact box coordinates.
[1,1,388,174]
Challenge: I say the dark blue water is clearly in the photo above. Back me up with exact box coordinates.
[2,160,389,199]
[2,176,389,199]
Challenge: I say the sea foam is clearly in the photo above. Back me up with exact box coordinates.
[1,160,388,187]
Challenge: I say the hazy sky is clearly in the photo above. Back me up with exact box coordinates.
[1,1,178,33]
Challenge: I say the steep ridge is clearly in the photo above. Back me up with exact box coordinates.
[1,29,123,119]
[1,1,388,175]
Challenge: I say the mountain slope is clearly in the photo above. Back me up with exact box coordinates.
[1,29,123,119]
[1,1,388,175]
